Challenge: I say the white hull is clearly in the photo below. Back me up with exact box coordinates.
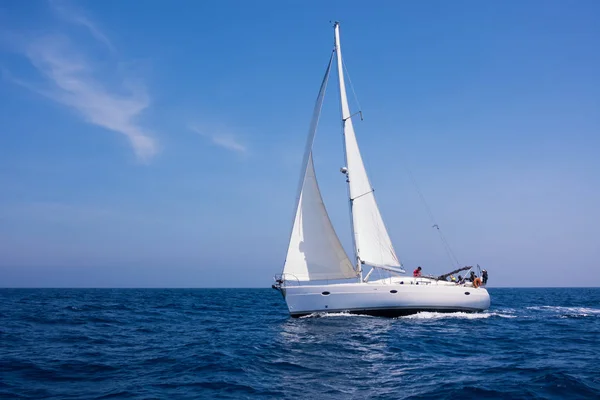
[281,277,490,317]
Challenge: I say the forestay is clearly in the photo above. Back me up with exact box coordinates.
[334,23,401,269]
[282,54,357,282]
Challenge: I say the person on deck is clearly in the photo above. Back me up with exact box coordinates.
[413,266,422,277]
[451,275,456,282]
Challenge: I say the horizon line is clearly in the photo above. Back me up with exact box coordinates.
[1,286,600,289]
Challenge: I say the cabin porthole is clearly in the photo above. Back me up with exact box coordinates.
[390,290,398,294]
[321,291,330,296]
[464,292,471,296]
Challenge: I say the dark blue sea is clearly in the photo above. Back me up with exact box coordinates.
[1,288,599,399]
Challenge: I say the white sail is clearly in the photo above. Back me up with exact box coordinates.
[283,153,356,281]
[334,23,401,269]
[282,53,356,282]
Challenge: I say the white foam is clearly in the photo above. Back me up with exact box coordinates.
[299,311,516,319]
[299,312,374,319]
[526,306,600,316]
[401,311,515,320]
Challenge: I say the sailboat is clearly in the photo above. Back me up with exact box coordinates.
[273,22,490,318]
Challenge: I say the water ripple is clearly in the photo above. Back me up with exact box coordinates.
[1,288,599,399]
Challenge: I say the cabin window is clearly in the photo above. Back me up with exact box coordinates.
[390,290,398,294]
[321,291,330,296]
[464,292,471,295]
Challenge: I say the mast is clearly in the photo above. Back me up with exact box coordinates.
[333,22,404,278]
[333,21,362,282]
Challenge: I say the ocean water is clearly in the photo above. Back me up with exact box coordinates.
[1,288,599,399]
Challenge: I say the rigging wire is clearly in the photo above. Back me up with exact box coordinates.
[403,163,461,267]
[342,58,363,117]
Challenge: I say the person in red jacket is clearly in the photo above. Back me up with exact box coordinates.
[413,266,422,277]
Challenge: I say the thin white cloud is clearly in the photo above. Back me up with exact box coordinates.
[49,0,115,52]
[5,3,158,161]
[190,125,247,154]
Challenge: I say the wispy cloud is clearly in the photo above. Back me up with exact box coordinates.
[5,1,158,161]
[190,125,247,154]
[49,0,115,52]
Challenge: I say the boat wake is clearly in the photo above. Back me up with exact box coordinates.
[297,310,515,319]
[526,306,600,318]
[299,312,374,319]
[400,311,516,320]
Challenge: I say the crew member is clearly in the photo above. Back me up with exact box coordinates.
[413,266,422,277]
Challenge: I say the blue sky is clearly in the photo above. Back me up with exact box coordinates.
[1,0,598,287]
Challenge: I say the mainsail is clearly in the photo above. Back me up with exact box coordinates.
[334,23,402,270]
[282,54,356,282]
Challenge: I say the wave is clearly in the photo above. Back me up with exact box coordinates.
[3,288,600,400]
